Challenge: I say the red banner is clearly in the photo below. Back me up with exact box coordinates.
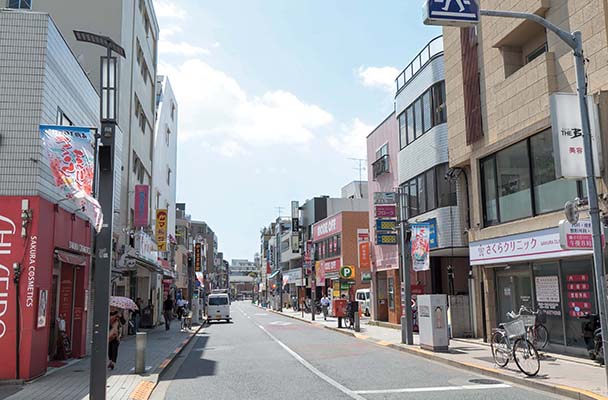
[134,185,149,228]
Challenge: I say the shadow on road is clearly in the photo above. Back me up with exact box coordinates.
[158,333,217,381]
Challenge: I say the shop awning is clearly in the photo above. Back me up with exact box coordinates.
[55,250,88,266]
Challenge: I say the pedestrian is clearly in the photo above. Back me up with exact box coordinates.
[176,298,187,320]
[134,298,143,331]
[108,307,126,370]
[163,295,174,330]
[320,294,330,320]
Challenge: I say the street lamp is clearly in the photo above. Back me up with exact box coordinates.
[74,30,125,400]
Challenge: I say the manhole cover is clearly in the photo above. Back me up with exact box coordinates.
[469,379,503,385]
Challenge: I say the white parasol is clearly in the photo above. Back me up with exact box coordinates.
[109,296,138,310]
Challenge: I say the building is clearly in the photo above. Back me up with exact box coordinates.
[443,1,608,353]
[175,203,191,301]
[366,112,402,324]
[312,212,370,301]
[230,259,257,276]
[0,9,99,380]
[341,181,368,199]
[393,36,472,336]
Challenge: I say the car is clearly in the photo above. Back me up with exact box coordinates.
[207,293,231,323]
[356,289,371,317]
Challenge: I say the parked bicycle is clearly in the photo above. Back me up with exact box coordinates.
[507,305,549,350]
[344,302,356,330]
[491,316,541,376]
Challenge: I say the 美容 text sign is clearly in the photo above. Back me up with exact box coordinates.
[551,93,602,179]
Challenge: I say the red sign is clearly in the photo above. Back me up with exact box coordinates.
[359,242,370,269]
[568,301,592,309]
[375,205,396,218]
[567,274,589,282]
[320,257,341,273]
[305,241,312,264]
[567,283,590,291]
[313,214,342,241]
[134,185,149,228]
[568,291,591,299]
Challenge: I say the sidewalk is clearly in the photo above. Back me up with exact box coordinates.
[1,321,203,400]
[270,306,608,400]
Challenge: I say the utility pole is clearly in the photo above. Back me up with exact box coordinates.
[275,207,284,312]
[397,186,413,344]
[73,31,125,400]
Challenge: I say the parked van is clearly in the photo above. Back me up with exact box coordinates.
[207,293,231,322]
[355,289,371,316]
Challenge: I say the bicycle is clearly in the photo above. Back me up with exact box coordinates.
[507,305,549,350]
[491,317,541,376]
[344,303,355,330]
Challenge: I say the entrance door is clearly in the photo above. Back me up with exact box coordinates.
[48,273,59,360]
[496,267,532,324]
[376,272,388,321]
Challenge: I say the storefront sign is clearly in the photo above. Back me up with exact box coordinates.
[361,272,372,282]
[411,223,430,272]
[376,219,397,231]
[39,125,102,231]
[155,209,168,252]
[0,210,18,377]
[68,241,91,255]
[566,273,592,317]
[427,218,438,249]
[375,205,396,218]
[374,192,396,205]
[558,219,604,250]
[376,233,397,245]
[535,276,561,316]
[339,265,355,279]
[134,185,149,228]
[315,261,325,283]
[470,227,593,266]
[320,257,341,274]
[194,243,202,272]
[313,214,342,241]
[550,93,601,179]
[357,229,370,270]
[134,230,156,262]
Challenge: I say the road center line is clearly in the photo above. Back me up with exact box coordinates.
[354,383,511,394]
[257,324,366,400]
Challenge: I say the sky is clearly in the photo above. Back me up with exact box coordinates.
[152,0,441,261]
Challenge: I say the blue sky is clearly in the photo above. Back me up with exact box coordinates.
[153,0,441,260]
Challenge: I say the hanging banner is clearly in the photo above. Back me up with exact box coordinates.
[155,209,168,252]
[134,185,149,228]
[194,243,202,272]
[411,223,430,272]
[357,229,370,269]
[39,125,102,232]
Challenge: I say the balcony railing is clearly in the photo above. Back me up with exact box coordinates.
[395,36,443,93]
[372,154,390,179]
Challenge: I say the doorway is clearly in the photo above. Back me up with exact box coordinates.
[496,266,533,325]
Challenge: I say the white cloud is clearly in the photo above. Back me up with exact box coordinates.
[327,118,374,159]
[357,66,400,92]
[154,0,186,19]
[161,25,183,39]
[159,40,209,56]
[159,59,334,153]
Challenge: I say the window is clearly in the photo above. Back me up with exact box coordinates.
[208,296,228,306]
[425,169,436,210]
[401,163,455,218]
[7,0,31,9]
[373,143,390,179]
[388,278,395,309]
[526,42,548,64]
[417,175,426,214]
[400,81,447,149]
[376,143,388,160]
[436,163,457,208]
[480,129,583,226]
[408,179,418,217]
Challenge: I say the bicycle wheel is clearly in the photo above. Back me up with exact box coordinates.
[513,338,540,376]
[490,331,510,367]
[534,324,549,350]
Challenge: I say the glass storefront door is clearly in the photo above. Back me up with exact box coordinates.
[496,266,533,325]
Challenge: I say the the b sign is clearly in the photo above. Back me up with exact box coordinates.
[424,0,480,27]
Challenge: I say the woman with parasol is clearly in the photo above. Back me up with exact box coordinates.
[108,296,138,369]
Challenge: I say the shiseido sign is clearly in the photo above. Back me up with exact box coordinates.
[0,213,17,339]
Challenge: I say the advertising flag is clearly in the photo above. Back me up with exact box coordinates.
[411,223,430,272]
[39,125,102,232]
[134,185,149,228]
[155,209,168,252]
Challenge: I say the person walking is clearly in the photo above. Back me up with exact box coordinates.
[163,296,174,330]
[176,298,187,320]
[108,307,126,370]
[320,294,330,320]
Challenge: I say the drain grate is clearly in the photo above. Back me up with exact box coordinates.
[468,379,503,385]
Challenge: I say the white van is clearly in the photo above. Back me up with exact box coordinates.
[355,289,371,316]
[207,293,231,322]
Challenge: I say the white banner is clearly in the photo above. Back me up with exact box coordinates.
[411,224,430,272]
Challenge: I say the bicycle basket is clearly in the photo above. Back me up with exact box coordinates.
[503,318,526,339]
[521,314,536,327]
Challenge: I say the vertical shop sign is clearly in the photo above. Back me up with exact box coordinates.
[155,209,168,252]
[133,185,149,228]
[357,229,370,269]
[411,223,430,272]
[566,274,592,317]
[194,243,202,272]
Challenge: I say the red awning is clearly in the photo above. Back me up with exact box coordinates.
[55,250,88,266]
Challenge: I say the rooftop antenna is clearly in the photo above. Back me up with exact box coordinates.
[348,158,367,199]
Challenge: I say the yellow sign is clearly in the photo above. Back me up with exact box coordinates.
[155,209,168,252]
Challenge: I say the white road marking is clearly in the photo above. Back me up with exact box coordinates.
[257,324,366,400]
[269,321,292,326]
[354,384,511,394]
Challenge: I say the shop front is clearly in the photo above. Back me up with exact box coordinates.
[471,227,598,356]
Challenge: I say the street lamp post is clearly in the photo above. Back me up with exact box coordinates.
[74,31,125,400]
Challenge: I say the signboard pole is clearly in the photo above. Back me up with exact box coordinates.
[397,186,414,345]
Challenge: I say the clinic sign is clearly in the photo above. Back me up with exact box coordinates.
[559,219,604,250]
[550,93,602,179]
[424,0,480,27]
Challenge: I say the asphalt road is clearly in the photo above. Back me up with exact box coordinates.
[154,301,567,400]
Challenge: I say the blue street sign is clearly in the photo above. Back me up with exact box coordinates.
[424,0,480,27]
[428,218,438,249]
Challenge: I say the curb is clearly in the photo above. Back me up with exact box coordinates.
[127,322,205,400]
[267,309,607,400]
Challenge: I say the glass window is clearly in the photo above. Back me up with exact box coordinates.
[532,262,565,346]
[406,107,415,145]
[376,143,388,159]
[388,278,395,309]
[436,163,457,207]
[414,99,423,138]
[496,141,532,222]
[418,174,426,214]
[530,129,578,214]
[422,91,432,133]
[561,259,596,348]
[408,178,418,217]
[432,81,447,125]
[481,157,499,226]
[399,113,407,149]
[426,169,436,210]
[209,296,228,306]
